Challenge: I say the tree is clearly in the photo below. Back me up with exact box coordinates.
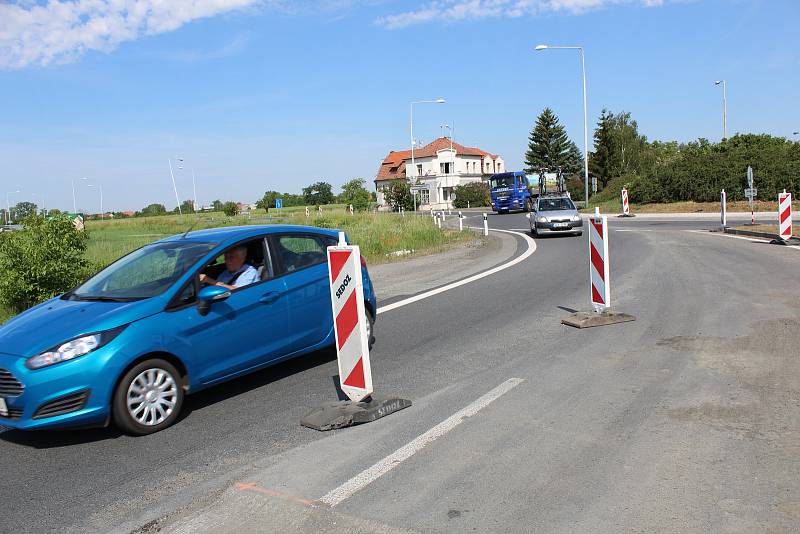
[256,191,282,210]
[383,181,413,211]
[13,201,38,221]
[340,179,371,211]
[452,182,490,208]
[47,208,62,216]
[302,181,334,205]
[524,108,583,175]
[212,199,224,211]
[141,203,167,216]
[0,215,91,312]
[179,199,195,214]
[222,201,239,217]
[590,109,650,189]
[589,108,615,188]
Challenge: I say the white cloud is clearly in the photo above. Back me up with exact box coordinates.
[376,0,668,29]
[0,0,260,69]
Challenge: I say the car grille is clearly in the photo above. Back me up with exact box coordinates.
[0,407,23,420]
[33,390,89,419]
[0,368,24,396]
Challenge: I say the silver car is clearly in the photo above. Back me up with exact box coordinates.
[527,195,583,237]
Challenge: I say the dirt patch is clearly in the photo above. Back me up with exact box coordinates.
[657,317,800,447]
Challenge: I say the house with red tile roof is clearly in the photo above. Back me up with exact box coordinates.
[374,137,504,210]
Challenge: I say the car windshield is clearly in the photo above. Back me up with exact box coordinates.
[489,176,515,189]
[71,241,216,301]
[538,198,576,211]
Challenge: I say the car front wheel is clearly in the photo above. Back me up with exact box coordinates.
[113,359,184,435]
[365,308,375,350]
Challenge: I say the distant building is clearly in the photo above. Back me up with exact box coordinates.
[374,137,504,210]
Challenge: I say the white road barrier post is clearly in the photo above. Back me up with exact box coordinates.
[319,205,323,214]
[305,206,309,218]
[458,211,463,231]
[301,232,411,430]
[349,204,354,215]
[328,232,372,401]
[561,206,635,328]
[401,207,405,217]
[720,189,727,230]
[441,211,445,222]
[483,213,488,236]
[589,207,610,313]
[779,189,792,241]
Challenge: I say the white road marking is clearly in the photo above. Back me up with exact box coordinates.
[319,377,525,507]
[376,229,536,315]
[614,229,653,232]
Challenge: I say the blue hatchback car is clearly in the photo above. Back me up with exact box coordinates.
[0,226,377,435]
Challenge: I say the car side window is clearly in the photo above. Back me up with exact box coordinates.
[274,235,327,273]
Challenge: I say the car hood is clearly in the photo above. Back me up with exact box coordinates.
[538,210,579,219]
[0,295,164,358]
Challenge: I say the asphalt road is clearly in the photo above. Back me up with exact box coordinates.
[2,212,799,533]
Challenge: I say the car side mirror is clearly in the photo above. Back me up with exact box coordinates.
[197,285,231,316]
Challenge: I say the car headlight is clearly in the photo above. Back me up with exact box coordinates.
[537,216,548,223]
[571,215,581,222]
[26,326,126,370]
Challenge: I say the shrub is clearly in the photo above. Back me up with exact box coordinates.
[452,182,490,208]
[0,215,91,312]
[222,201,239,217]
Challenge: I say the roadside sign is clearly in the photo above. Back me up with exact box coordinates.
[747,166,753,188]
[275,198,283,209]
[591,176,597,194]
[744,188,757,198]
[720,189,727,229]
[327,232,373,402]
[410,185,426,192]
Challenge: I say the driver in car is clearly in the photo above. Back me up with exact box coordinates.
[199,246,259,290]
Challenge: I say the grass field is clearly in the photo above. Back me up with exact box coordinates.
[83,208,476,269]
[0,208,476,321]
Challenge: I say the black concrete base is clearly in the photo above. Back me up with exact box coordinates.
[770,237,800,246]
[561,309,636,329]
[618,213,636,218]
[300,395,412,431]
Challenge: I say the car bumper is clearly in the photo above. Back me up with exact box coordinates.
[532,220,583,233]
[0,343,125,431]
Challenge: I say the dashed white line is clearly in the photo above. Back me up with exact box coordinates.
[376,229,536,315]
[319,377,525,507]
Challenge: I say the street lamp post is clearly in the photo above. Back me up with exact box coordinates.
[410,99,446,211]
[715,80,727,140]
[535,44,589,208]
[168,159,182,215]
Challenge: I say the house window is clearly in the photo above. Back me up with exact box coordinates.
[497,162,502,172]
[439,162,452,175]
[472,162,476,173]
[417,164,423,176]
[419,189,430,205]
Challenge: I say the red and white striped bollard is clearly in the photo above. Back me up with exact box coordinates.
[779,190,792,240]
[589,207,610,313]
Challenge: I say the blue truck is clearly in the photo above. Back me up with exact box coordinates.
[488,169,566,213]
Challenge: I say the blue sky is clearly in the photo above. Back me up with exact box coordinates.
[0,0,797,213]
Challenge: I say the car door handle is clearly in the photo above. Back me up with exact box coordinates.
[259,291,282,304]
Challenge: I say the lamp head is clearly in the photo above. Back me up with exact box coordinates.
[435,98,446,103]
[715,80,722,85]
[535,44,548,51]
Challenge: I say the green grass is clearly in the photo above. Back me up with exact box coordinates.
[83,208,475,269]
